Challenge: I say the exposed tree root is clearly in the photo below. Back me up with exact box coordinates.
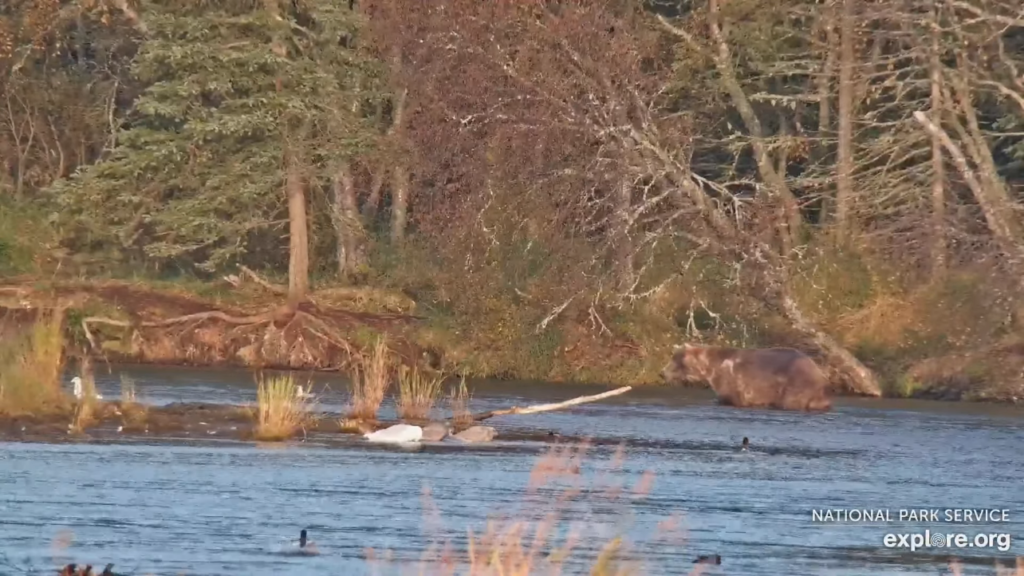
[80,303,354,368]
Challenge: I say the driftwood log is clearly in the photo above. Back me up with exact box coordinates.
[468,386,633,422]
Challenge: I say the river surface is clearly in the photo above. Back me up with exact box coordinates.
[1,365,1022,575]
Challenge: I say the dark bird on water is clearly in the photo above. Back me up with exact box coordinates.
[694,554,722,565]
[100,564,120,576]
[741,437,749,451]
[296,528,320,555]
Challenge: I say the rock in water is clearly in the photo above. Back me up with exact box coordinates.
[453,425,496,443]
[422,422,451,442]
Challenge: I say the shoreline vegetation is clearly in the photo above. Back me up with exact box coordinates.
[1,275,1022,406]
[0,315,630,444]
[3,0,1024,407]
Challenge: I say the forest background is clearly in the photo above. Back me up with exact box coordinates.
[1,0,1023,402]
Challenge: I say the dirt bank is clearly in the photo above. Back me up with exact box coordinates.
[2,278,1022,403]
[0,279,435,373]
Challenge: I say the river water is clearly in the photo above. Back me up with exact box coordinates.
[0,365,1022,575]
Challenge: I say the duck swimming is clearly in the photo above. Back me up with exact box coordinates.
[741,437,749,451]
[297,529,319,555]
[70,376,103,400]
[693,554,722,565]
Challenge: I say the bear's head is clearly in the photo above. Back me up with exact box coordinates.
[661,343,714,384]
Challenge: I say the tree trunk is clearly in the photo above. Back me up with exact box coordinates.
[816,5,837,223]
[390,163,409,243]
[704,0,801,253]
[286,159,310,305]
[331,161,365,281]
[388,48,410,242]
[913,110,1022,262]
[363,165,386,220]
[613,176,634,290]
[834,0,856,242]
[928,5,946,277]
[776,291,881,397]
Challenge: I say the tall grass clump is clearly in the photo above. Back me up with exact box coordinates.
[255,372,312,441]
[448,375,473,429]
[365,442,677,575]
[119,374,138,404]
[396,365,444,420]
[347,336,391,421]
[118,373,149,431]
[0,310,69,415]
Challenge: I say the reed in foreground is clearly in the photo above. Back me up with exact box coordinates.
[365,442,681,575]
[347,336,391,421]
[0,310,69,416]
[396,365,444,421]
[255,372,312,441]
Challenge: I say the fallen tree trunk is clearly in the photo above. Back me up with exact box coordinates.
[776,293,882,397]
[469,386,633,422]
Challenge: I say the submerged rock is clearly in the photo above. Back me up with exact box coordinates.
[422,422,451,442]
[453,425,496,443]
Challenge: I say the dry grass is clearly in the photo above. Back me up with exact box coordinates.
[448,375,474,429]
[361,445,1024,575]
[365,442,684,576]
[396,365,445,421]
[120,373,138,404]
[0,309,69,415]
[952,557,1024,576]
[254,372,313,441]
[118,373,149,431]
[832,293,922,348]
[347,336,391,421]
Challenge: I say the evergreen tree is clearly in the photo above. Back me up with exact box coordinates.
[54,0,380,300]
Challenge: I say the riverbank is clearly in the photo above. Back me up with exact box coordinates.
[2,276,1023,403]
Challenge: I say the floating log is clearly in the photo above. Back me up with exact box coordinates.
[469,386,633,422]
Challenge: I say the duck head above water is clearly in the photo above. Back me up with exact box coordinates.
[741,437,749,451]
[693,554,722,565]
[295,528,320,555]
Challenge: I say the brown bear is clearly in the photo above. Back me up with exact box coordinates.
[661,343,832,412]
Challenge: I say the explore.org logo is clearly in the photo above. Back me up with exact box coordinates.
[883,531,1013,552]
